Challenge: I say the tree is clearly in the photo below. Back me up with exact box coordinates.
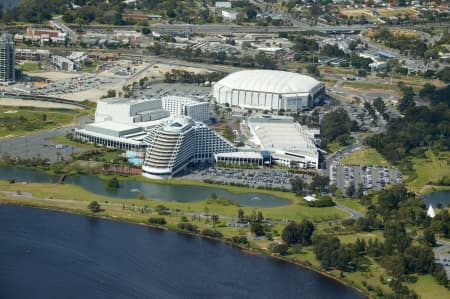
[346,183,355,198]
[269,243,288,255]
[321,108,352,146]
[422,228,436,247]
[306,64,320,77]
[372,97,386,114]
[211,214,219,227]
[291,178,305,196]
[281,220,315,246]
[251,222,265,236]
[88,201,101,212]
[436,66,450,83]
[257,211,264,223]
[238,208,245,220]
[105,177,120,189]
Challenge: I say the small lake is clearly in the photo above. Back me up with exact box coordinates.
[422,190,450,207]
[0,205,365,299]
[0,165,289,207]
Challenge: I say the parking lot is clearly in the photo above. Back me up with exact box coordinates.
[134,82,211,99]
[330,163,402,194]
[183,167,314,189]
[0,116,91,163]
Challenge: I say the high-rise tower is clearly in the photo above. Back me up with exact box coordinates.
[0,33,15,84]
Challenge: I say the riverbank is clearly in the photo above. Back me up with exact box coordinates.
[0,198,370,299]
[2,181,449,298]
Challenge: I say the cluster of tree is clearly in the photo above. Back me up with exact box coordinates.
[320,108,352,146]
[164,69,225,84]
[105,177,120,189]
[350,52,373,70]
[281,220,315,246]
[369,29,428,58]
[314,236,366,271]
[88,201,101,213]
[305,195,335,207]
[291,175,329,197]
[148,44,278,70]
[178,222,198,233]
[293,34,319,52]
[320,44,345,58]
[201,229,223,238]
[148,217,167,225]
[366,84,449,165]
[1,153,50,169]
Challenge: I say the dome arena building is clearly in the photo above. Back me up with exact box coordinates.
[213,70,325,111]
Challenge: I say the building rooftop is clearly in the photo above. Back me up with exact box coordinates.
[248,116,318,158]
[215,70,321,94]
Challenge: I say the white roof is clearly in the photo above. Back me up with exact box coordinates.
[248,116,318,159]
[215,151,263,159]
[87,121,140,132]
[215,70,321,94]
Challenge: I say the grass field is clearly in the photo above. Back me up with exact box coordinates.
[405,274,450,299]
[19,62,42,72]
[326,142,346,154]
[336,198,367,214]
[341,81,401,94]
[0,180,348,223]
[80,60,102,73]
[407,151,450,193]
[0,107,84,138]
[340,147,391,167]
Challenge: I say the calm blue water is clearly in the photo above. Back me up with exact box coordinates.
[422,190,450,207]
[0,205,365,299]
[0,165,289,207]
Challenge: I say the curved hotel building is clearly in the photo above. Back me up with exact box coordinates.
[142,117,236,178]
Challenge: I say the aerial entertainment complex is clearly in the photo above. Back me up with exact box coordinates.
[142,117,236,178]
[213,70,325,111]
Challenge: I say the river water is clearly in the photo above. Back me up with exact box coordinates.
[0,205,365,299]
[0,165,289,207]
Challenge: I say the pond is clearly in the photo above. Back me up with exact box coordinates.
[0,165,289,207]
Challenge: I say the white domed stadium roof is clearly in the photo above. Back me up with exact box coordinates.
[215,70,321,94]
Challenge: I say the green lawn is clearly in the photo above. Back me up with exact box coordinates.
[340,147,391,167]
[0,107,83,138]
[19,62,41,72]
[337,230,384,244]
[326,142,346,154]
[336,198,367,214]
[80,60,102,73]
[0,180,348,223]
[405,274,450,299]
[407,151,450,193]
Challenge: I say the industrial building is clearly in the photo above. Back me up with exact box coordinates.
[0,33,16,84]
[142,117,236,178]
[247,116,319,169]
[213,70,325,111]
[161,96,209,122]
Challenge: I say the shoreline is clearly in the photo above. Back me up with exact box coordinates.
[0,200,370,299]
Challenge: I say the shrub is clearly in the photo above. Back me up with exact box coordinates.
[201,229,223,238]
[148,217,167,225]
